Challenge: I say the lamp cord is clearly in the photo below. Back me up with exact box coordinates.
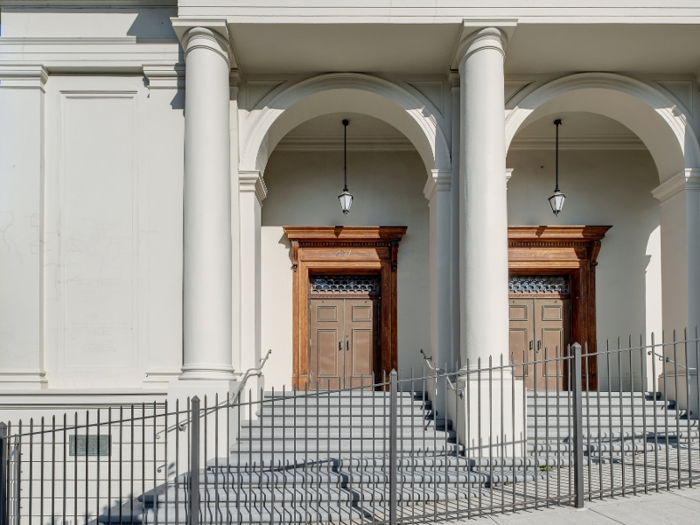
[554,119,561,192]
[343,119,349,191]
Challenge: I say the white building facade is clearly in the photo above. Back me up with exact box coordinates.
[2,1,700,421]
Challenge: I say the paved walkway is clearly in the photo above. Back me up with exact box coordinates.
[458,486,700,525]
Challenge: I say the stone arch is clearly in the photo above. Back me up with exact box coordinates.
[240,73,451,177]
[505,72,700,183]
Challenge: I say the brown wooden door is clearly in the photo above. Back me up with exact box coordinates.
[344,299,376,388]
[309,298,376,389]
[309,299,344,389]
[509,297,569,390]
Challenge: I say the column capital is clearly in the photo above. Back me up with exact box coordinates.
[424,169,452,201]
[240,170,268,205]
[451,20,517,71]
[171,18,237,69]
[0,64,48,90]
[652,168,700,202]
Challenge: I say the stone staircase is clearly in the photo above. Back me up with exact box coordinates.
[527,391,699,457]
[111,388,697,523]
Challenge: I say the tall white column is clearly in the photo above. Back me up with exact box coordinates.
[239,170,267,399]
[455,28,523,456]
[425,169,453,416]
[459,28,510,366]
[180,27,235,380]
[653,169,700,416]
[0,66,48,389]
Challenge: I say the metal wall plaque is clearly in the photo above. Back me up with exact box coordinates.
[69,435,111,457]
[509,275,570,295]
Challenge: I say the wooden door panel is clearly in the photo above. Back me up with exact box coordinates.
[509,299,534,387]
[345,299,375,388]
[309,299,343,389]
[535,298,569,390]
[316,329,340,377]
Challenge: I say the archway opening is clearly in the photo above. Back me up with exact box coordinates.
[259,112,431,391]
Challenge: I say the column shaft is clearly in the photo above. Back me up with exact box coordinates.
[181,28,234,380]
[459,28,510,365]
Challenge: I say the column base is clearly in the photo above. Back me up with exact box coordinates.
[447,370,526,457]
[658,370,699,419]
[179,365,236,381]
[167,378,240,460]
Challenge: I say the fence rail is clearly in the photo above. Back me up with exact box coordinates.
[1,331,699,525]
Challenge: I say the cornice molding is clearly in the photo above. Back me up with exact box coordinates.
[276,135,414,152]
[510,134,646,151]
[423,169,452,201]
[239,170,268,205]
[284,226,407,244]
[1,0,174,5]
[143,63,185,89]
[0,64,48,90]
[508,226,612,244]
[652,168,700,203]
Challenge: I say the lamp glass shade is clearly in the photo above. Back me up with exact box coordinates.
[338,190,353,215]
[548,190,566,216]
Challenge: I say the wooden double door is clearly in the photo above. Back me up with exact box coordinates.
[309,298,378,389]
[509,297,570,390]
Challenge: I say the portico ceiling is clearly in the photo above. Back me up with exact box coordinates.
[229,22,700,75]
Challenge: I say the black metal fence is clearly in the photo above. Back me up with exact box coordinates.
[1,332,699,525]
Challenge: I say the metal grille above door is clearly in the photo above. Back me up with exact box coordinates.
[509,275,570,296]
[310,275,380,296]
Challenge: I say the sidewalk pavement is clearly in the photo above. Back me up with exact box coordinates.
[458,486,700,525]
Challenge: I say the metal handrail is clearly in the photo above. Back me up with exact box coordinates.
[648,349,697,372]
[157,349,272,437]
[419,349,463,398]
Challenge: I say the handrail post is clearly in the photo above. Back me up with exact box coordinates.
[389,370,398,525]
[189,397,200,525]
[572,343,585,508]
[0,423,7,525]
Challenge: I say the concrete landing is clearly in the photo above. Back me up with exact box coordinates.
[460,486,700,525]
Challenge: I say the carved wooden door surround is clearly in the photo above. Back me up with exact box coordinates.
[284,226,407,390]
[509,226,612,391]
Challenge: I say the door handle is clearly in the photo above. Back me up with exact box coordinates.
[529,340,534,351]
[346,340,350,351]
[339,341,342,351]
[536,340,542,354]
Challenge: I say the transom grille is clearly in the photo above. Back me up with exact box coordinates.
[311,275,379,295]
[509,275,570,295]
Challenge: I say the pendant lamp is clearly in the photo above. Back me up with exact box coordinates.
[548,119,566,216]
[338,119,353,215]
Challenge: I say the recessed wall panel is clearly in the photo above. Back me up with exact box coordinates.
[62,94,136,369]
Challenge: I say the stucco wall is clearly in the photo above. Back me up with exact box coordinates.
[260,149,431,391]
[507,148,662,390]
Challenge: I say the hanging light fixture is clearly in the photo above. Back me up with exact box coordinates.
[338,119,353,215]
[548,119,566,216]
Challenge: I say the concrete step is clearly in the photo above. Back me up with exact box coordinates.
[232,440,464,454]
[258,396,432,407]
[237,427,455,440]
[527,415,687,428]
[240,415,444,427]
[256,406,432,416]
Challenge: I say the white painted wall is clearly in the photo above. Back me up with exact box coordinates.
[260,149,431,391]
[507,147,662,390]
